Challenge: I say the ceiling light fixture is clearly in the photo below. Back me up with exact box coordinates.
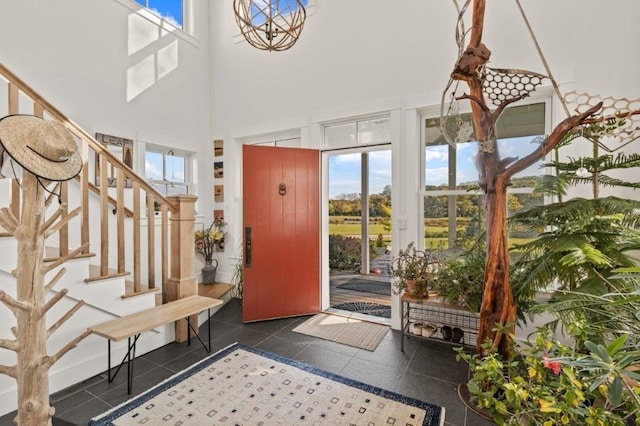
[233,0,306,52]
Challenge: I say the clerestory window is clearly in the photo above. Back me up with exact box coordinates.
[134,0,183,28]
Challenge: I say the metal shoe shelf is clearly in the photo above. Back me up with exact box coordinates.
[400,293,480,351]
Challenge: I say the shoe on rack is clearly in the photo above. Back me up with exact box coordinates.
[451,327,464,343]
[441,325,452,341]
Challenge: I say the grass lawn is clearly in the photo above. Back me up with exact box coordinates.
[329,223,388,236]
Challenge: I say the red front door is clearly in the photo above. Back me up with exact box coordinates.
[242,145,320,322]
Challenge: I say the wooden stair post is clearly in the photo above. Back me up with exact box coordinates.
[165,194,198,342]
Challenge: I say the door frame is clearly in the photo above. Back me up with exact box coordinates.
[320,145,392,312]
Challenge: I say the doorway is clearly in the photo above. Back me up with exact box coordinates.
[326,148,392,322]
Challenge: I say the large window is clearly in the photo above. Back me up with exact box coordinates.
[145,149,188,196]
[422,102,547,251]
[135,0,183,28]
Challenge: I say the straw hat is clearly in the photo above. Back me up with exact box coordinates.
[0,115,82,181]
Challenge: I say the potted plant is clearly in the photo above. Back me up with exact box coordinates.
[374,233,387,255]
[431,244,485,312]
[390,242,439,297]
[194,218,226,283]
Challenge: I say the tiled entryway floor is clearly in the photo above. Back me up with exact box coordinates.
[0,299,494,426]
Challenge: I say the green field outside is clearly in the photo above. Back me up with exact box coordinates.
[329,220,533,249]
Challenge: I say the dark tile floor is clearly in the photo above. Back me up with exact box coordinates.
[0,299,494,426]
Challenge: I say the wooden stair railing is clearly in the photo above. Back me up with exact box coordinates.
[0,62,197,308]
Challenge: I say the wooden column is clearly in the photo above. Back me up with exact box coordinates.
[165,194,198,342]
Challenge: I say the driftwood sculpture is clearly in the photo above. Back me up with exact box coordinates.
[0,115,89,425]
[444,0,640,356]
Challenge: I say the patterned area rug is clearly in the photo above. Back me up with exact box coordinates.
[292,313,390,351]
[333,301,392,319]
[90,343,445,426]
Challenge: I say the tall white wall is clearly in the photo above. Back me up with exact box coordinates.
[210,0,640,130]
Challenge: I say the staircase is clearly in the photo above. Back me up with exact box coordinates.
[0,63,229,416]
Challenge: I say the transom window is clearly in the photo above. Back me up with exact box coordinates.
[324,117,391,149]
[422,102,547,251]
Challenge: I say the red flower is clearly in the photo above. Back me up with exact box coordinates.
[542,354,561,375]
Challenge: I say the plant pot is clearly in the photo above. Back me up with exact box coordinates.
[406,280,428,297]
[201,258,218,284]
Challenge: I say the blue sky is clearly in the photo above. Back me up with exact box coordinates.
[329,151,391,198]
[137,0,183,27]
[138,0,308,28]
[329,137,543,198]
[426,136,543,187]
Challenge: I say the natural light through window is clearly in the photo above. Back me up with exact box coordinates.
[422,102,547,251]
[135,0,183,28]
[145,149,188,197]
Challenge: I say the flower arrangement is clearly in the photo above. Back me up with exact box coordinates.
[195,218,226,262]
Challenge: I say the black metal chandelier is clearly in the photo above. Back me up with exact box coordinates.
[233,0,307,52]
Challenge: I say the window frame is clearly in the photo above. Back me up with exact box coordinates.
[114,0,198,45]
[420,96,552,251]
[144,147,190,197]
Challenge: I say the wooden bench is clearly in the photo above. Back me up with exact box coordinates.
[88,295,223,393]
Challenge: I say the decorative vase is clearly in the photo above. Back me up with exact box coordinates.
[201,258,218,284]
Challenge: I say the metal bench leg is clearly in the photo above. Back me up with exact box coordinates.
[127,336,138,394]
[107,334,140,395]
[185,310,212,353]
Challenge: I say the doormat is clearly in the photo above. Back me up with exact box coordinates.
[333,301,391,318]
[292,312,389,351]
[90,343,445,426]
[337,277,391,295]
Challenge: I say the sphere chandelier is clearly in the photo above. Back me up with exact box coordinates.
[233,0,307,52]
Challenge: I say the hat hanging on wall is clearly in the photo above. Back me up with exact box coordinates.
[0,115,82,181]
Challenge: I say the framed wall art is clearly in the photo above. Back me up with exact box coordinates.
[95,132,134,187]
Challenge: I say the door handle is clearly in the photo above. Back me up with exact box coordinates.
[245,227,252,267]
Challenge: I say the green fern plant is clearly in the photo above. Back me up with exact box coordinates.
[510,121,640,317]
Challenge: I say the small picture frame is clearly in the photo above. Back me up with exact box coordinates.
[214,161,224,179]
[214,185,224,202]
[214,139,224,157]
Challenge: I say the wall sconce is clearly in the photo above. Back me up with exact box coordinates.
[233,0,307,52]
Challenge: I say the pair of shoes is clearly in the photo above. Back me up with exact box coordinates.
[441,325,452,341]
[441,326,464,343]
[451,327,464,343]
